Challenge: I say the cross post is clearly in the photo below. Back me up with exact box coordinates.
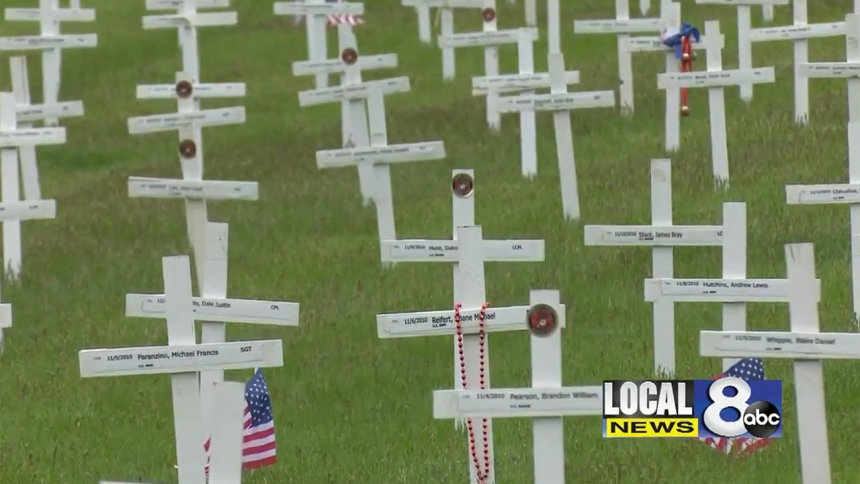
[145,0,232,49]
[573,0,663,113]
[695,0,788,102]
[433,290,599,484]
[1,0,97,126]
[791,13,860,327]
[584,159,724,375]
[437,3,539,131]
[493,53,616,220]
[657,20,774,186]
[80,255,283,484]
[749,0,845,124]
[699,243,852,483]
[402,0,483,79]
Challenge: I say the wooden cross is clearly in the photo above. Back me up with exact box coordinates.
[433,290,599,484]
[80,255,283,484]
[378,225,562,484]
[790,13,860,328]
[437,3,539,131]
[624,1,711,151]
[494,53,615,220]
[573,0,663,113]
[584,159,724,375]
[274,0,364,88]
[646,202,822,371]
[749,0,845,124]
[381,207,543,431]
[694,0,787,102]
[299,44,411,210]
[656,20,774,186]
[145,0,232,49]
[125,223,299,440]
[402,0,483,80]
[0,91,64,280]
[317,142,446,265]
[128,71,247,288]
[700,243,858,484]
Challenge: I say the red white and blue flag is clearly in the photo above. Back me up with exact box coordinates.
[203,368,277,473]
[291,0,364,27]
[699,358,773,456]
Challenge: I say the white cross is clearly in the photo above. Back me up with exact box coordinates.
[145,0,232,49]
[437,2,538,131]
[700,243,855,483]
[274,0,364,88]
[433,290,599,484]
[657,20,774,186]
[0,92,64,280]
[125,223,299,440]
[494,53,615,220]
[646,202,822,371]
[749,0,845,124]
[401,0,483,79]
[378,225,561,484]
[80,255,283,484]
[381,170,543,424]
[128,71,247,287]
[694,0,787,102]
[573,0,662,113]
[624,1,713,151]
[299,46,411,212]
[1,0,97,126]
[790,13,860,328]
[584,159,724,375]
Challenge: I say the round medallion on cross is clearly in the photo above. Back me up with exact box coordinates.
[341,48,358,65]
[452,173,474,198]
[175,80,193,99]
[526,303,558,337]
[179,139,197,159]
[482,7,496,22]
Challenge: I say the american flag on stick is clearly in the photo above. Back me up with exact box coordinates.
[203,369,277,473]
[699,358,773,456]
[291,0,365,27]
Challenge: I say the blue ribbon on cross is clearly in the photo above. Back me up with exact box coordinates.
[661,22,701,59]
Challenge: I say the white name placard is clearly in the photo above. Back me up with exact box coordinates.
[584,225,723,246]
[377,304,565,338]
[5,8,95,21]
[16,101,84,122]
[127,107,245,133]
[750,22,845,42]
[274,2,364,15]
[0,34,97,50]
[0,128,65,147]
[126,294,300,325]
[128,177,259,201]
[644,278,821,302]
[472,71,581,95]
[798,62,860,78]
[657,68,775,89]
[439,28,539,48]
[142,12,237,29]
[0,200,56,221]
[293,55,398,75]
[625,35,719,53]
[495,91,615,112]
[382,239,545,261]
[136,82,246,99]
[434,387,603,418]
[316,142,445,168]
[700,331,860,359]
[298,78,410,106]
[402,0,482,6]
[147,0,230,9]
[786,184,860,204]
[79,340,283,377]
[573,18,662,33]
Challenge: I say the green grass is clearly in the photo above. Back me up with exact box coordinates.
[0,0,858,482]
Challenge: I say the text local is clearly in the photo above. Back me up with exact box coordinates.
[603,381,694,418]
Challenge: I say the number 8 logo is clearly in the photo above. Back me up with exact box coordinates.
[703,377,752,438]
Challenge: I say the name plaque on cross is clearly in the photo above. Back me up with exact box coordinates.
[147,0,230,9]
[4,8,95,22]
[644,277,821,302]
[126,294,300,325]
[127,107,245,133]
[80,339,283,377]
[378,304,565,338]
[136,82,246,99]
[434,386,603,418]
[573,19,662,33]
[382,239,544,261]
[439,28,539,48]
[0,127,65,147]
[786,184,860,203]
[0,201,55,221]
[584,225,723,245]
[15,100,83,122]
[657,68,775,88]
[293,54,398,75]
[0,35,97,50]
[273,2,364,15]
[750,22,844,41]
[128,177,259,201]
[701,331,860,358]
[472,71,581,95]
[316,141,445,167]
[142,12,238,29]
[495,91,615,111]
[298,77,410,106]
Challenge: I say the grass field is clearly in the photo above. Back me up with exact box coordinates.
[0,0,859,482]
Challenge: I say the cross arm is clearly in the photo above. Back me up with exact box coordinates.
[402,0,482,7]
[439,28,539,48]
[79,339,283,378]
[798,62,860,78]
[433,386,603,418]
[142,12,238,29]
[0,200,56,221]
[381,239,544,262]
[377,304,565,338]
[700,331,860,359]
[573,18,663,34]
[494,91,615,112]
[316,141,445,168]
[624,35,720,53]
[657,68,775,89]
[298,78,410,106]
[128,177,259,201]
[0,127,65,148]
[644,278,821,302]
[293,54,398,76]
[147,0,230,10]
[127,107,245,134]
[136,82,245,100]
[274,2,364,16]
[4,8,96,22]
[695,0,788,4]
[786,184,860,204]
[126,293,300,326]
[16,101,84,123]
[472,71,580,95]
[584,225,723,246]
[750,22,845,42]
[0,35,97,51]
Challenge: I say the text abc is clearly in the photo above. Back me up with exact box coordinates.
[702,377,782,439]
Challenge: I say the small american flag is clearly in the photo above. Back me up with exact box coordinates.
[203,369,277,473]
[291,0,364,27]
[699,358,773,456]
